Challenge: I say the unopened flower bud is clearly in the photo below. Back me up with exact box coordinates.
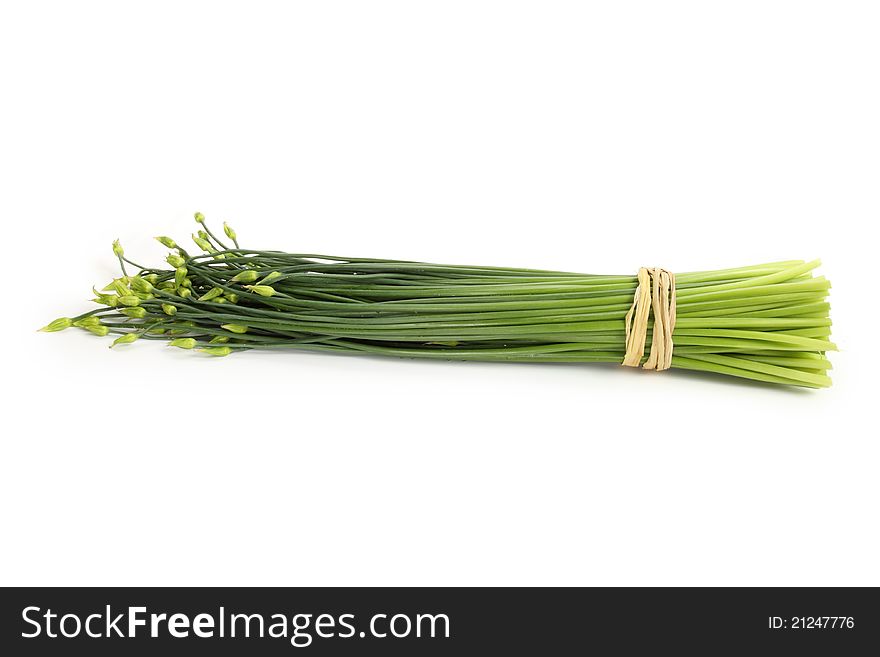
[86,325,110,337]
[40,317,73,332]
[167,254,186,268]
[130,276,154,294]
[224,293,239,304]
[121,307,147,318]
[117,295,140,307]
[73,316,101,328]
[178,287,193,299]
[221,324,248,334]
[230,270,258,284]
[161,303,177,316]
[169,337,197,349]
[144,274,159,285]
[92,295,118,307]
[192,234,214,253]
[245,285,276,297]
[209,335,230,344]
[155,236,178,249]
[111,333,139,347]
[213,297,227,303]
[112,239,124,257]
[223,222,237,241]
[194,211,206,224]
[174,267,188,287]
[200,346,233,357]
[92,288,118,307]
[198,287,224,302]
[260,271,283,285]
[111,279,130,297]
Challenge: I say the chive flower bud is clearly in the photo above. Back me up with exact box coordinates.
[223,222,237,241]
[224,293,239,304]
[221,324,248,334]
[155,236,178,249]
[166,320,194,335]
[121,307,147,318]
[230,270,258,284]
[92,295,118,307]
[260,271,283,285]
[213,297,227,303]
[111,333,139,347]
[245,285,276,297]
[192,234,214,253]
[167,254,186,268]
[86,325,110,337]
[161,303,177,316]
[198,287,224,302]
[130,276,153,294]
[194,211,206,224]
[117,295,140,307]
[40,317,73,332]
[73,316,101,328]
[209,335,229,344]
[174,267,188,287]
[169,337,197,349]
[178,287,193,299]
[200,346,233,357]
[92,288,119,307]
[111,279,130,297]
[144,274,159,285]
[112,239,124,257]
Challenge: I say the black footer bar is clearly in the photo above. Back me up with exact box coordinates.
[1,587,877,655]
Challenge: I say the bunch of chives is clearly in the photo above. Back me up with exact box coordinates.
[42,213,835,388]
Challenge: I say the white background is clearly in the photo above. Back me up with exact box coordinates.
[1,1,878,586]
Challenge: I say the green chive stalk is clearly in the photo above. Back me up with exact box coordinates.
[42,213,835,388]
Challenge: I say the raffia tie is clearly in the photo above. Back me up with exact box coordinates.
[622,267,676,371]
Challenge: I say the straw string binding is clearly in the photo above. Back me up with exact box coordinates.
[622,267,676,370]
